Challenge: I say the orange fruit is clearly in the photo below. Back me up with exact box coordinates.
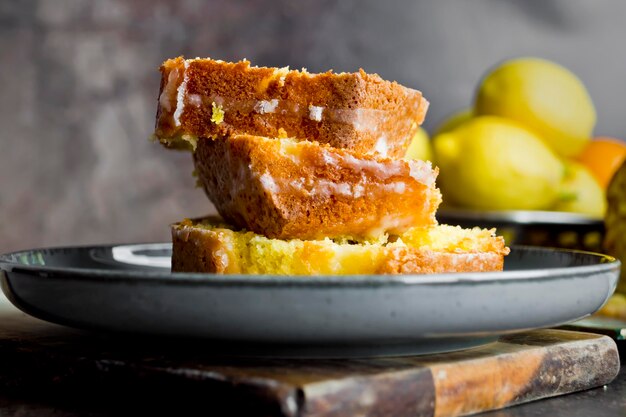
[577,137,626,188]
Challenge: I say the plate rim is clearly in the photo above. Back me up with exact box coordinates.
[437,208,604,225]
[0,244,620,288]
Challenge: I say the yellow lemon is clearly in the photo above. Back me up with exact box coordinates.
[404,127,433,161]
[433,109,473,136]
[553,162,606,217]
[598,294,626,319]
[433,116,564,210]
[474,58,596,158]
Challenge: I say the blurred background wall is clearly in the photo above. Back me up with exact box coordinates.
[1,0,625,252]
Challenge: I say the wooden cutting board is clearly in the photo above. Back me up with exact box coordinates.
[0,306,619,417]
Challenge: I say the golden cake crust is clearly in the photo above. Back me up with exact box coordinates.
[170,218,508,275]
[193,134,442,240]
[155,57,429,158]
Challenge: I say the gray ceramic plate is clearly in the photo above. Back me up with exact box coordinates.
[0,244,620,357]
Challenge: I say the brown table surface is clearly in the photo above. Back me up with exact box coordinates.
[0,294,623,417]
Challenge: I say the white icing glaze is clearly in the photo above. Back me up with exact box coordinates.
[310,180,352,197]
[255,171,408,199]
[213,247,229,268]
[332,108,386,134]
[353,183,365,198]
[308,105,323,121]
[320,149,337,166]
[275,66,289,86]
[254,99,279,114]
[374,135,388,157]
[173,226,191,241]
[259,171,280,193]
[188,94,203,107]
[173,60,189,126]
[386,182,406,193]
[158,68,180,112]
[408,160,436,187]
[171,94,403,155]
[340,153,406,180]
[274,139,436,188]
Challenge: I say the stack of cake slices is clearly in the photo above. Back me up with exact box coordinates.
[154,57,509,275]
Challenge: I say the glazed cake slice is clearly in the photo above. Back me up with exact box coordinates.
[193,134,442,240]
[155,57,429,158]
[171,217,509,275]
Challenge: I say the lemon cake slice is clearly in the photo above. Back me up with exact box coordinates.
[155,57,429,158]
[171,217,509,275]
[194,134,442,240]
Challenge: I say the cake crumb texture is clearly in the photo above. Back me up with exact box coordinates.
[171,217,509,275]
[155,57,429,158]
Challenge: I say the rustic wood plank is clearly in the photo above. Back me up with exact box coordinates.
[0,308,619,417]
[424,330,619,417]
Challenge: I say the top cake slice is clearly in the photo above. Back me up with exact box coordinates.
[155,57,429,158]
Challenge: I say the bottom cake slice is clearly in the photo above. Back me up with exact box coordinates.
[171,217,510,275]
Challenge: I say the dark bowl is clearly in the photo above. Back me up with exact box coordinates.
[437,208,605,252]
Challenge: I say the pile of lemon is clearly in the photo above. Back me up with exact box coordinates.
[407,58,626,217]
